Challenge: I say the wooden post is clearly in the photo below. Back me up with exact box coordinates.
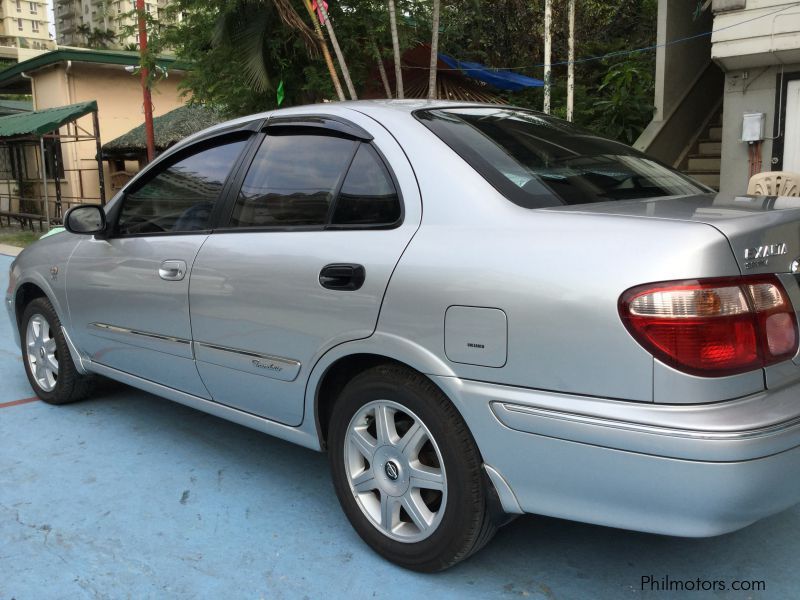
[39,137,50,231]
[567,0,575,121]
[302,0,346,101]
[93,110,107,206]
[315,3,357,100]
[428,0,441,100]
[543,0,552,114]
[388,0,404,99]
[373,43,393,98]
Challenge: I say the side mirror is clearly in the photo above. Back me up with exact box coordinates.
[64,205,107,236]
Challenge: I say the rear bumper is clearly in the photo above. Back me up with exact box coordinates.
[434,375,800,537]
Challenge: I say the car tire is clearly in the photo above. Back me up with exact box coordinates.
[20,297,92,405]
[328,363,498,572]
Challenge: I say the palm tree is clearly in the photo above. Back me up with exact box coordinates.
[76,23,92,46]
[215,0,323,95]
[428,0,440,100]
[387,0,403,98]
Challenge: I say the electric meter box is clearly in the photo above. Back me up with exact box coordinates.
[742,113,765,142]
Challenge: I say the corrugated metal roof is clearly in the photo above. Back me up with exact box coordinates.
[0,101,97,139]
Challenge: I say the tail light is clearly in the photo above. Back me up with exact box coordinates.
[619,275,798,377]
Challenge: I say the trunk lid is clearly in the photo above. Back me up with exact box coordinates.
[548,193,800,275]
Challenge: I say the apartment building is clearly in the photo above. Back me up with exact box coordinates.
[0,0,52,49]
[55,0,169,48]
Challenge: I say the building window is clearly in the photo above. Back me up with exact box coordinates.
[16,0,21,13]
[29,2,35,14]
[31,19,38,32]
[17,18,23,31]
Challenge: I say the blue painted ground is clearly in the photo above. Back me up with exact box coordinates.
[1,251,797,599]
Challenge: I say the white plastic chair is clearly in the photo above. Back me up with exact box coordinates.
[747,171,800,196]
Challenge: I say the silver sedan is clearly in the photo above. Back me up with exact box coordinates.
[7,101,800,571]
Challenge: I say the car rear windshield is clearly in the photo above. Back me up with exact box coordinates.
[415,107,708,209]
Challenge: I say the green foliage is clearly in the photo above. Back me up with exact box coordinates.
[75,23,118,49]
[0,229,40,249]
[143,0,659,143]
[593,60,655,144]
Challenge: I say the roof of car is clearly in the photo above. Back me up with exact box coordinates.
[166,100,505,157]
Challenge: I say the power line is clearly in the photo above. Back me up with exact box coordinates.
[405,2,800,72]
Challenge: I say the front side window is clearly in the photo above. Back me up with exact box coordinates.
[230,132,356,228]
[416,107,707,209]
[116,138,247,236]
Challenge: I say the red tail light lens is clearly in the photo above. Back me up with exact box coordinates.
[619,275,798,377]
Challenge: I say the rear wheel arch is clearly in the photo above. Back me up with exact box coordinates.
[316,353,403,448]
[314,353,469,451]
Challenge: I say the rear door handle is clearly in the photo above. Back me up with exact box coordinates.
[319,264,365,291]
[158,259,187,281]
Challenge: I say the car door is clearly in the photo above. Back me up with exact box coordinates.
[66,131,253,397]
[189,115,422,426]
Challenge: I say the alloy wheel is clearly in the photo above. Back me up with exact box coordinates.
[26,314,58,392]
[344,399,447,543]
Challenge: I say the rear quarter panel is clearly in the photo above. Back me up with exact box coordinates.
[371,109,743,402]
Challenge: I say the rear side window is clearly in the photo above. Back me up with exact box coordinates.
[415,107,708,209]
[230,133,356,228]
[229,131,402,229]
[332,144,401,225]
[117,138,247,235]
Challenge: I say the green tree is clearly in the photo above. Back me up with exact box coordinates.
[151,0,659,142]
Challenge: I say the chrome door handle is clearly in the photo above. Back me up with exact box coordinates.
[158,260,187,281]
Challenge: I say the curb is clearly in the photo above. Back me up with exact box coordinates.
[0,244,22,257]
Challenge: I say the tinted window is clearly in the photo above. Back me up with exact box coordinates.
[332,144,400,225]
[231,133,357,228]
[416,108,708,209]
[117,139,247,235]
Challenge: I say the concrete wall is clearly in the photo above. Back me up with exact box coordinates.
[712,0,800,70]
[635,0,718,163]
[713,2,800,196]
[656,0,714,120]
[717,65,795,196]
[31,62,186,208]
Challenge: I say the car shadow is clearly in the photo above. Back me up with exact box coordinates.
[62,383,799,596]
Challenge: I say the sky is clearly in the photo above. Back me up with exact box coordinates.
[45,0,54,37]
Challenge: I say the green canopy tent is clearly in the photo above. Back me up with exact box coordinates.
[0,100,104,231]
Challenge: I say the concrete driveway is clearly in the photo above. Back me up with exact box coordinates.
[1,251,796,599]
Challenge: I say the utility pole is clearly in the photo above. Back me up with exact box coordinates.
[543,0,552,114]
[567,0,575,121]
[136,0,155,162]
